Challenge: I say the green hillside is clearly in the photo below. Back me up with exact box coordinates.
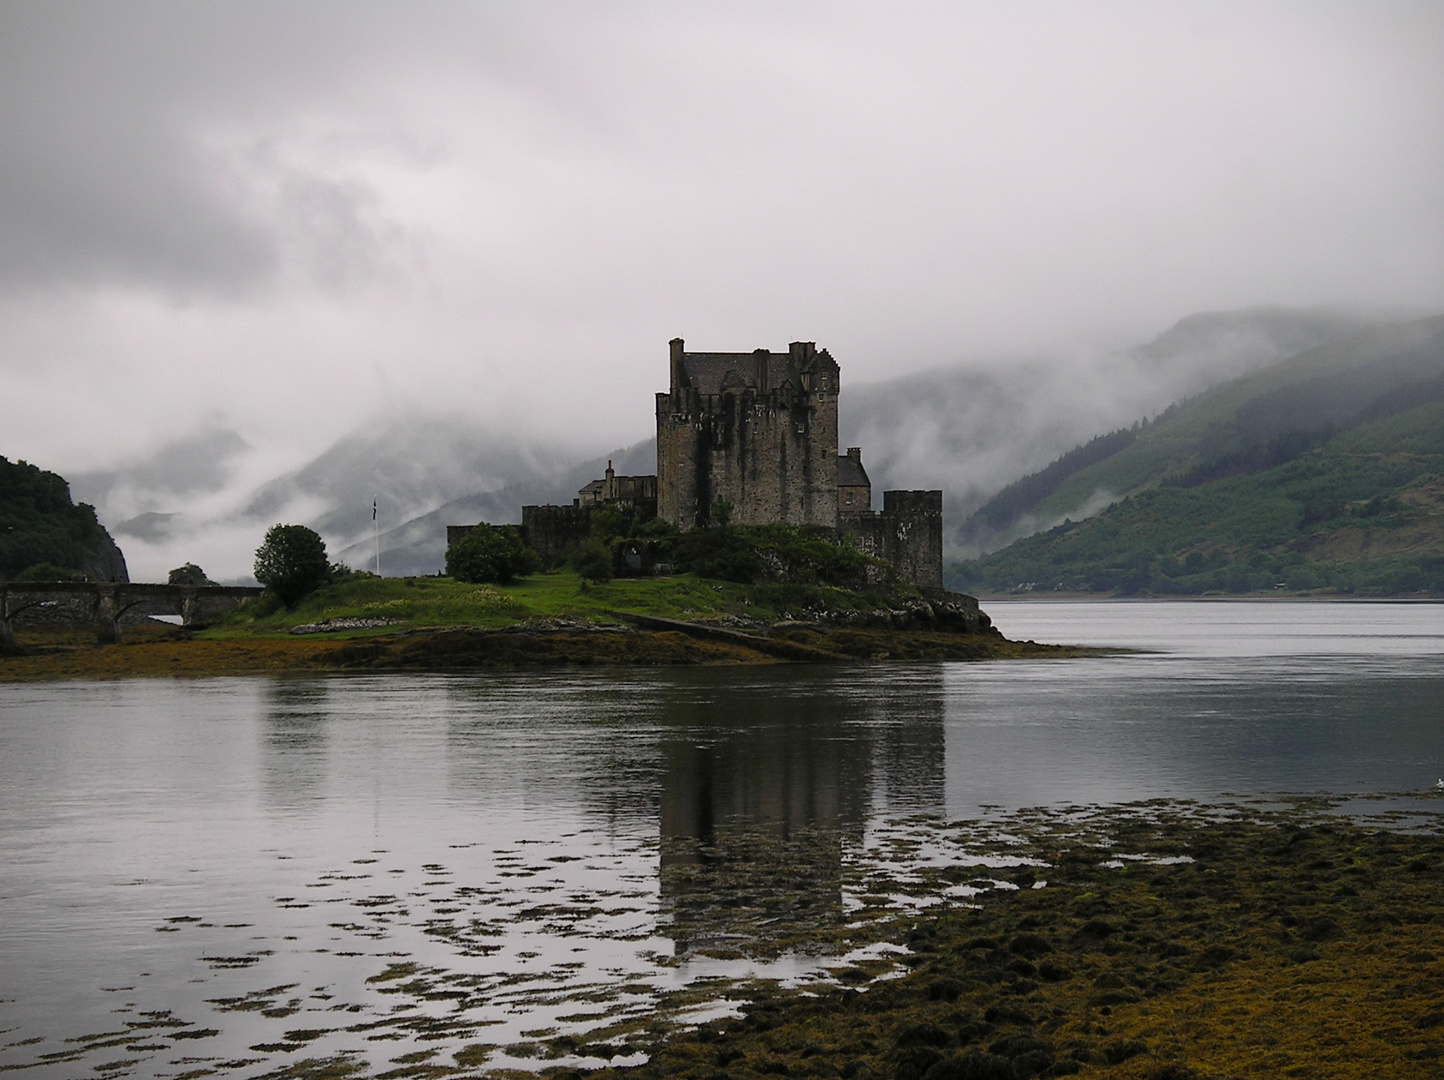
[959,315,1444,553]
[947,399,1444,595]
[0,456,129,581]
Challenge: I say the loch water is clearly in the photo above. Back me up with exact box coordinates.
[1,600,1441,1076]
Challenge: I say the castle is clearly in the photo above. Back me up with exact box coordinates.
[455,339,943,588]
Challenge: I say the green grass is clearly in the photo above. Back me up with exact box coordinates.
[203,570,909,639]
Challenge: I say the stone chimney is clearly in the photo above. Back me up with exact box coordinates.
[669,338,685,392]
[752,348,770,393]
[790,341,815,390]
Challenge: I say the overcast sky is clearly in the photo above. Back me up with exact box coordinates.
[3,1,1442,486]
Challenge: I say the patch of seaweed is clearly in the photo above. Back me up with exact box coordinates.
[575,799,1444,1080]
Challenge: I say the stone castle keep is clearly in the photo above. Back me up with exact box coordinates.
[453,339,943,589]
[658,339,841,530]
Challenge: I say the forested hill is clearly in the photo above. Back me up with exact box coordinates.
[948,316,1444,596]
[0,457,129,582]
[958,315,1444,555]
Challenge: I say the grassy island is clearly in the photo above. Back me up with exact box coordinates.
[0,570,1081,681]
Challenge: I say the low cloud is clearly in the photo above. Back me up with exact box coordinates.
[2,3,1440,578]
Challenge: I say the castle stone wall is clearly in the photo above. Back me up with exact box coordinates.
[839,489,944,591]
[519,506,591,569]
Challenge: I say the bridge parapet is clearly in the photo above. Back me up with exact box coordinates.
[1,583,266,646]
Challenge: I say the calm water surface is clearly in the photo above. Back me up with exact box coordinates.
[1,600,1440,1076]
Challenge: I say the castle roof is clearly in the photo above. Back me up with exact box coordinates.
[838,454,871,489]
[680,352,801,395]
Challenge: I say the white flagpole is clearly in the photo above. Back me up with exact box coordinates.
[373,497,380,577]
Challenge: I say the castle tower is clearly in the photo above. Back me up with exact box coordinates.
[657,339,839,530]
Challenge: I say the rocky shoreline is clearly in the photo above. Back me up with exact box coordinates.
[0,617,1087,681]
[577,797,1444,1080]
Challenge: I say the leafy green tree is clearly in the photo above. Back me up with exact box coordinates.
[445,526,540,584]
[588,505,635,544]
[254,524,331,607]
[167,563,213,586]
[570,539,613,583]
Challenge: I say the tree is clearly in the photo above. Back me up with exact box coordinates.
[254,524,330,607]
[445,525,540,584]
[1,456,117,581]
[167,563,213,586]
[570,539,613,583]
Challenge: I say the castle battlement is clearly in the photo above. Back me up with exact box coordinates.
[657,338,840,530]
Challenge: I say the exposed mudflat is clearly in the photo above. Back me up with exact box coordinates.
[590,797,1444,1080]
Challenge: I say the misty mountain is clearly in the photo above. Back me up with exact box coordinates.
[949,385,1444,596]
[72,416,594,583]
[958,314,1444,554]
[69,429,252,536]
[840,305,1391,529]
[233,420,580,552]
[336,440,656,576]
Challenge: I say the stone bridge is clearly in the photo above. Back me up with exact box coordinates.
[1,582,266,647]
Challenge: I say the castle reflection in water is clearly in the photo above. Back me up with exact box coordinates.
[653,671,945,955]
[254,670,948,957]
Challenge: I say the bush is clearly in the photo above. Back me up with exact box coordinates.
[571,540,613,583]
[673,525,763,583]
[254,524,331,607]
[167,562,213,586]
[671,523,879,586]
[588,506,636,545]
[327,562,377,585]
[445,525,540,584]
[16,562,89,582]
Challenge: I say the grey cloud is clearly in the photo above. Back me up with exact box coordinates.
[2,2,1442,583]
[113,511,180,544]
[0,2,456,297]
[4,2,1441,316]
[68,428,250,511]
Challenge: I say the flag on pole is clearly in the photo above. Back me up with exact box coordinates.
[373,497,381,577]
